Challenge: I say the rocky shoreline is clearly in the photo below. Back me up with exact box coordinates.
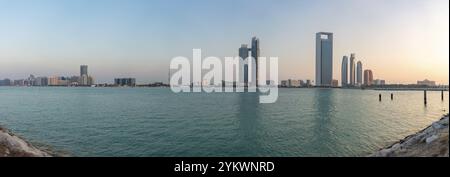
[0,126,51,157]
[371,114,449,157]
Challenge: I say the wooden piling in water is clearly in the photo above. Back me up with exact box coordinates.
[379,94,382,102]
[391,93,393,100]
[424,90,427,105]
[442,90,444,101]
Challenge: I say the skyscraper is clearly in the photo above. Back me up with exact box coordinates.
[251,37,260,87]
[239,37,260,87]
[80,65,88,85]
[364,69,373,86]
[356,61,363,86]
[80,75,88,86]
[349,53,356,86]
[239,44,249,60]
[80,65,88,76]
[239,44,250,86]
[315,32,333,86]
[341,56,348,87]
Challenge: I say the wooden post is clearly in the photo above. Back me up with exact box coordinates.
[391,93,393,100]
[442,90,444,101]
[379,94,382,102]
[424,90,427,105]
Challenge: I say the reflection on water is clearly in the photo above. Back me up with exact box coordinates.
[236,92,261,156]
[310,89,337,156]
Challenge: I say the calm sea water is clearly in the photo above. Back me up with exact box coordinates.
[0,87,448,157]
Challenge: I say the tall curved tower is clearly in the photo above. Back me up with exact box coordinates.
[349,53,356,86]
[251,37,260,87]
[341,56,348,87]
[356,61,363,86]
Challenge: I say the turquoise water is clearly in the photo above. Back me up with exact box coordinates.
[0,87,448,157]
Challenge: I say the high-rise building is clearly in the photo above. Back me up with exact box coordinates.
[80,75,88,86]
[80,65,88,76]
[251,37,260,87]
[356,61,363,86]
[315,32,333,86]
[239,37,260,87]
[243,64,249,86]
[239,44,249,60]
[80,65,89,85]
[341,56,348,87]
[349,53,356,86]
[239,44,250,86]
[364,70,373,86]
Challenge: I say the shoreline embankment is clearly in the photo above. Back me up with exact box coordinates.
[0,126,51,157]
[371,114,449,157]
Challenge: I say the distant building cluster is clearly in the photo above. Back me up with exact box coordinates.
[280,79,313,88]
[314,31,385,88]
[417,79,436,86]
[0,64,167,88]
[114,78,136,87]
[0,65,94,87]
[341,54,385,87]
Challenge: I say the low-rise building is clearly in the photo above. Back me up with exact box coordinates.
[288,79,301,87]
[373,79,386,86]
[417,79,436,86]
[332,79,339,87]
[0,79,12,86]
[114,78,136,87]
[14,79,25,86]
[306,80,312,87]
[280,80,288,87]
[35,77,48,86]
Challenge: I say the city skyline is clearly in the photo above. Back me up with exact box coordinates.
[0,0,448,84]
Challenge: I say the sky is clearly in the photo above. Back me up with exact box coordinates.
[0,0,448,84]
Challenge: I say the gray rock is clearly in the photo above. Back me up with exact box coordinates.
[432,122,443,129]
[391,143,402,151]
[425,134,439,144]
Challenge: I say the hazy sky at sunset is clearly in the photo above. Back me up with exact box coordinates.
[0,0,448,84]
